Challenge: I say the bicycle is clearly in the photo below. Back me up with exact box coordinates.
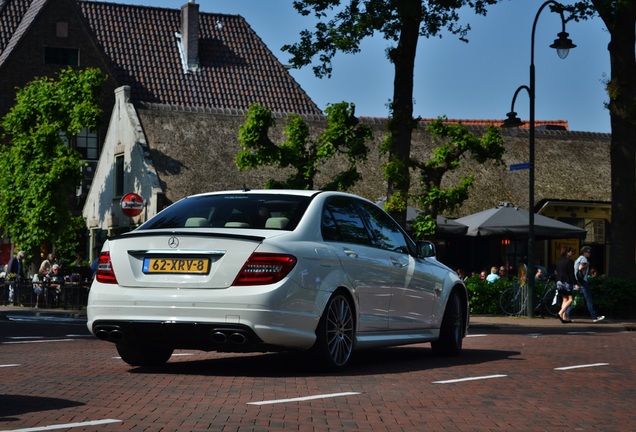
[533,275,560,317]
[499,274,561,317]
[499,277,527,316]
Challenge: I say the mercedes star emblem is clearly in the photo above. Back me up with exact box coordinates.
[168,237,179,248]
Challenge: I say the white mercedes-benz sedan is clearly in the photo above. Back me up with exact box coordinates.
[87,189,469,370]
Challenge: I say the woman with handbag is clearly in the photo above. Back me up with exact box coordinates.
[555,246,576,323]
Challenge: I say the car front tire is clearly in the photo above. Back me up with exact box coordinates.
[431,289,464,356]
[116,343,174,367]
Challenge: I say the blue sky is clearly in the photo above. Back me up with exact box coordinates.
[107,0,611,133]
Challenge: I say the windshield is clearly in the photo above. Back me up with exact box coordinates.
[138,193,312,231]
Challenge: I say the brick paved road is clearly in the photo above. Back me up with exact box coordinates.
[1,310,634,431]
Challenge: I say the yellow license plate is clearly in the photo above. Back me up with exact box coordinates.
[143,257,211,274]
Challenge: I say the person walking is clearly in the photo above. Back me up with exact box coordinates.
[555,246,576,323]
[569,246,604,322]
[7,251,25,305]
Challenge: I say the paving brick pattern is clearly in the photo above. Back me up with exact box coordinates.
[1,312,634,431]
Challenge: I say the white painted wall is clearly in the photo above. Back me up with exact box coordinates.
[82,86,163,256]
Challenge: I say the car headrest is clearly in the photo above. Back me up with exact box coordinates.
[184,217,208,227]
[265,217,289,229]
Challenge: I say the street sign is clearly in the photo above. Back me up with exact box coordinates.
[509,163,531,171]
[120,193,145,217]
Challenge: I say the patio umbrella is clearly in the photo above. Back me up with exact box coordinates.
[455,201,586,239]
[376,199,468,236]
[434,215,469,236]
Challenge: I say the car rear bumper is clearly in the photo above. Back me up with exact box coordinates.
[87,278,325,351]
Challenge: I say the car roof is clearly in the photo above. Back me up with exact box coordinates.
[185,189,358,199]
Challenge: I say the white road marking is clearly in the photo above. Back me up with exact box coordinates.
[247,392,360,406]
[432,374,507,384]
[3,339,73,344]
[466,334,488,338]
[6,336,43,340]
[0,364,20,368]
[1,418,121,431]
[555,363,609,371]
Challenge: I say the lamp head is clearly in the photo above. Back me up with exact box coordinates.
[501,111,524,128]
[550,31,576,59]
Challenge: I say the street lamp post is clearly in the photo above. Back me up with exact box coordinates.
[502,0,575,318]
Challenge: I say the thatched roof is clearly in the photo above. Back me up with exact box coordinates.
[137,104,611,216]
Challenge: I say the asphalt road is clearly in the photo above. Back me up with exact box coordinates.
[1,309,635,432]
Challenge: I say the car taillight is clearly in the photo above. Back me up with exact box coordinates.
[232,253,297,286]
[95,251,118,284]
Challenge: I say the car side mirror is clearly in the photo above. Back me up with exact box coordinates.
[416,240,436,258]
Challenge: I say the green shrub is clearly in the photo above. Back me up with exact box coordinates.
[465,274,636,319]
[585,277,636,319]
[465,275,511,315]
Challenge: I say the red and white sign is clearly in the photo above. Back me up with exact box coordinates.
[120,193,145,217]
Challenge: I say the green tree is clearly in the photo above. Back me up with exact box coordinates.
[282,0,501,226]
[0,67,105,260]
[564,1,636,279]
[236,101,372,190]
[410,118,505,238]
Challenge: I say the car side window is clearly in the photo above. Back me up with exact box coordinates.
[322,198,373,246]
[359,202,410,253]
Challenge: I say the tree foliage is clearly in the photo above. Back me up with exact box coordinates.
[236,102,372,190]
[409,118,505,238]
[0,67,105,260]
[563,1,636,279]
[282,0,501,226]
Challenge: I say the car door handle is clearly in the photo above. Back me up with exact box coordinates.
[343,248,358,258]
[391,257,406,268]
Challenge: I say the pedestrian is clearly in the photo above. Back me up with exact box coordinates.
[486,266,499,283]
[7,251,25,305]
[555,246,575,323]
[569,246,604,323]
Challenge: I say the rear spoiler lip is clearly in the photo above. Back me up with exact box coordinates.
[109,229,266,243]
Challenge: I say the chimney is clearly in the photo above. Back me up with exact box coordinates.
[181,1,199,70]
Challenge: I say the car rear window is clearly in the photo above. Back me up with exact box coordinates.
[138,194,311,231]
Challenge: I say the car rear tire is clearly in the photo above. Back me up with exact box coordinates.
[116,343,174,367]
[431,290,464,356]
[311,292,355,371]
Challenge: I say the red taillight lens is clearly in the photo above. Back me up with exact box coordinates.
[232,253,297,286]
[95,251,118,284]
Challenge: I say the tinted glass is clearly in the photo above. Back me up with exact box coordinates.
[139,194,311,231]
[359,203,409,253]
[322,198,372,246]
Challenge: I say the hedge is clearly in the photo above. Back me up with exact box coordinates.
[464,275,636,319]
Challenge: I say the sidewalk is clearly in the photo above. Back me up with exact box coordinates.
[0,305,87,319]
[2,305,634,330]
[470,314,636,331]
